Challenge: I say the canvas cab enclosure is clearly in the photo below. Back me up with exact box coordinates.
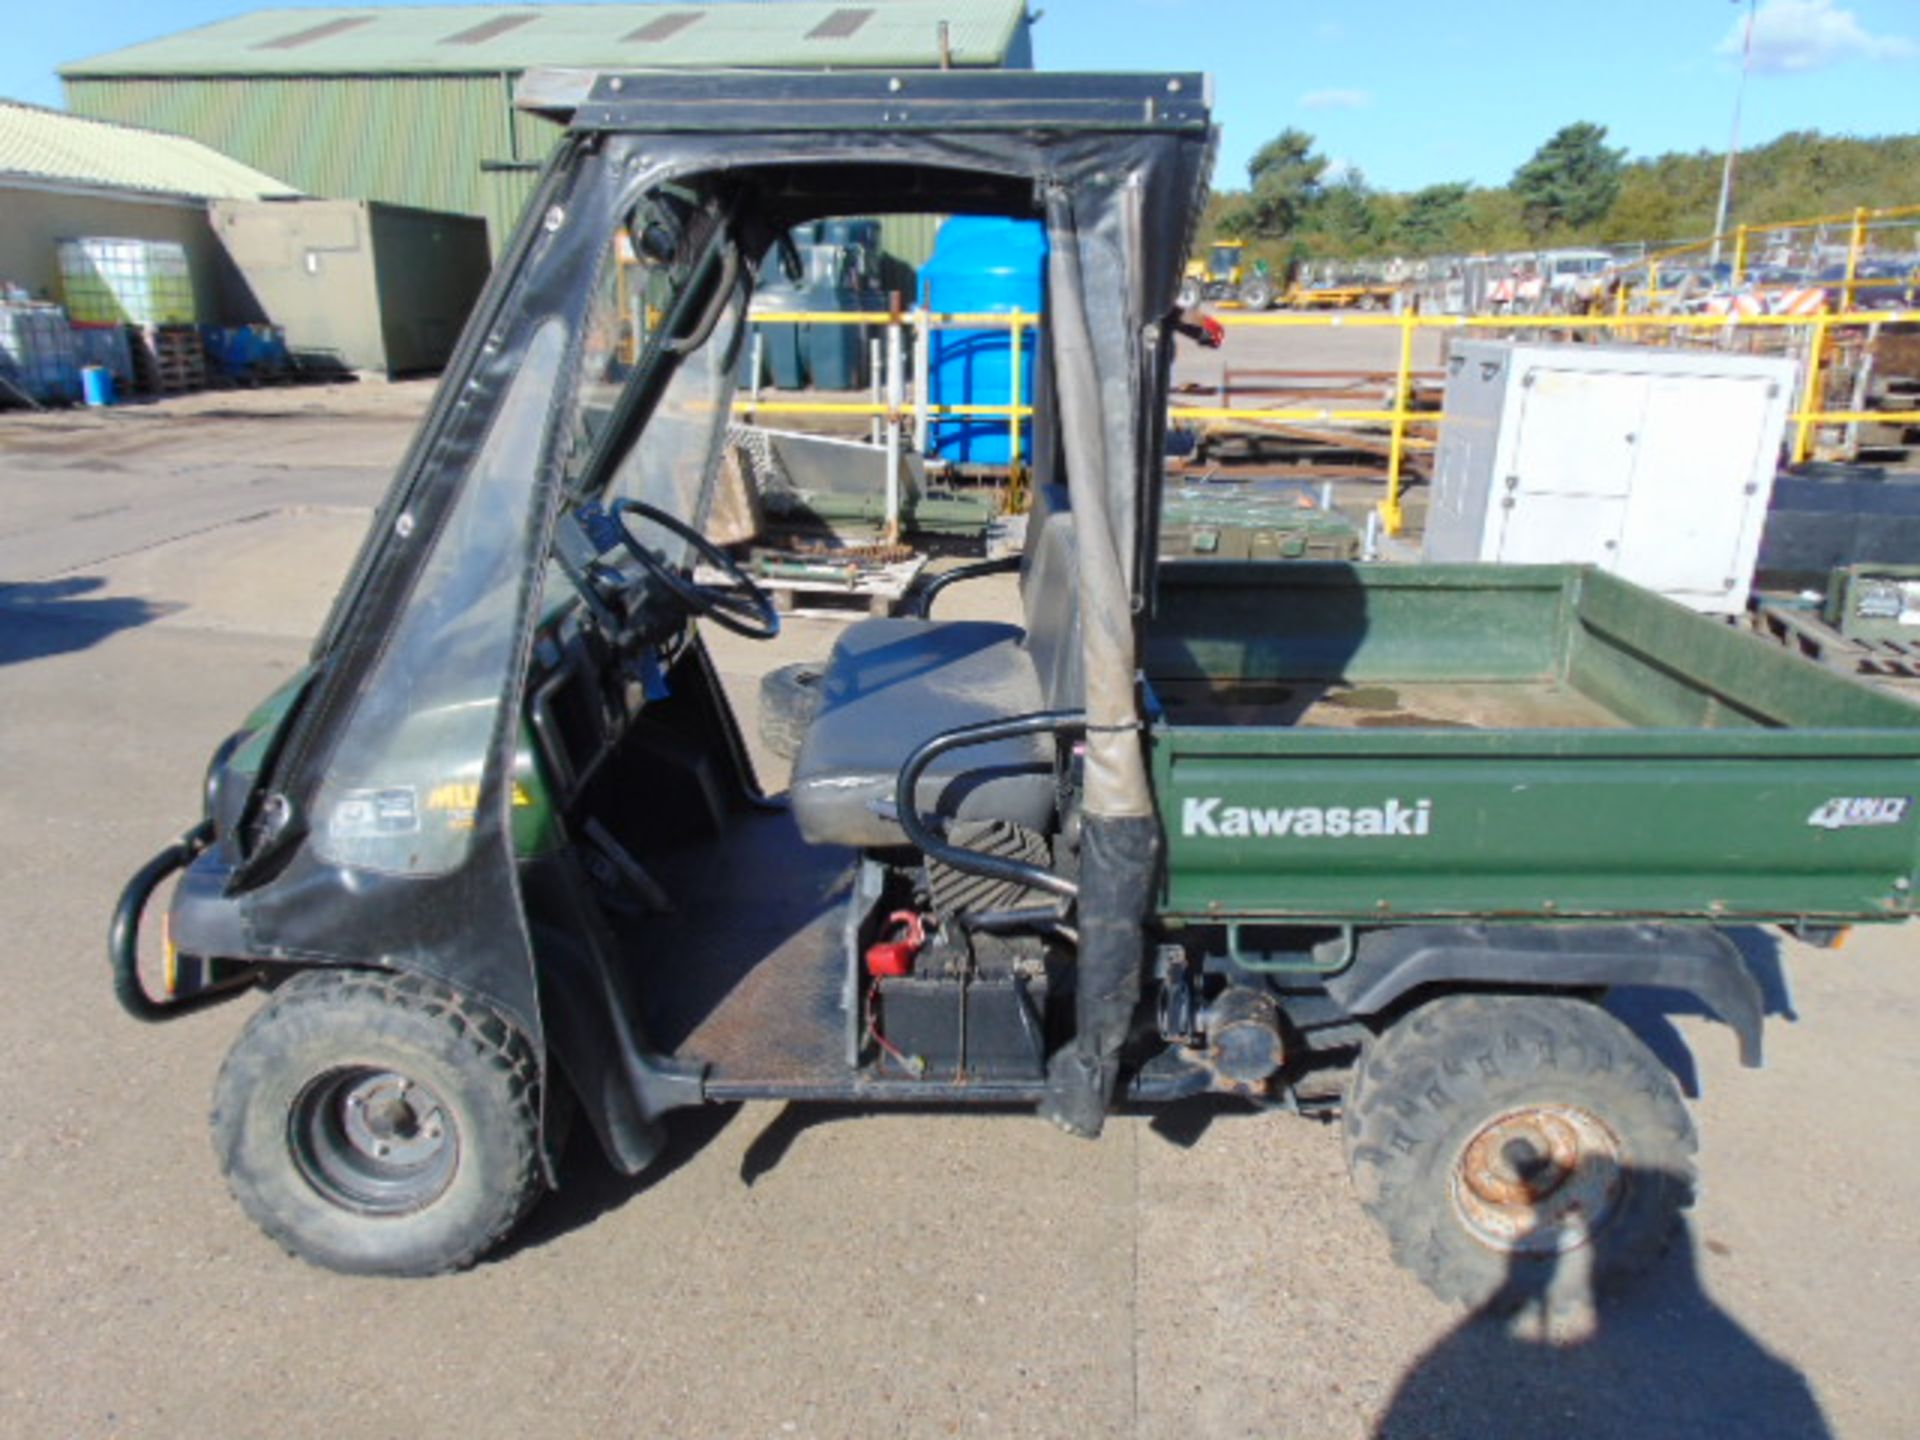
[114,69,1215,1273]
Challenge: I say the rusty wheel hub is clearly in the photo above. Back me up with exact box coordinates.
[1451,1105,1624,1255]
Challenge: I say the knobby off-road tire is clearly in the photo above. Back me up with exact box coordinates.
[758,660,826,761]
[1343,994,1696,1312]
[212,969,547,1277]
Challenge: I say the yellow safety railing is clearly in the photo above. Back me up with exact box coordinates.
[732,310,1036,426]
[1620,202,1920,310]
[735,306,1920,538]
[733,308,1037,540]
[1180,309,1920,534]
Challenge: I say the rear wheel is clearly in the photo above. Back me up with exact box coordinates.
[1343,993,1694,1312]
[1238,275,1274,311]
[212,969,547,1276]
[1177,277,1203,311]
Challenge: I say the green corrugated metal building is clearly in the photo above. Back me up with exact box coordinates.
[61,1,1034,257]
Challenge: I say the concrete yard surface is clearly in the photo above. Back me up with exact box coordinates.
[1,382,1917,1439]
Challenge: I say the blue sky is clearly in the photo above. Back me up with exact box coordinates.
[7,0,1917,193]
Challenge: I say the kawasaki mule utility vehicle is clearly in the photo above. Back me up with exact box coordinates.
[115,71,1920,1305]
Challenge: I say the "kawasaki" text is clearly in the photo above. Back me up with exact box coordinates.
[1180,796,1433,839]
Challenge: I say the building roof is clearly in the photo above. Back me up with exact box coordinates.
[61,2,1030,78]
[0,98,298,200]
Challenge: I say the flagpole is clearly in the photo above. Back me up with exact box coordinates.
[1710,0,1758,270]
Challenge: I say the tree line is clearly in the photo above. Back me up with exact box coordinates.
[1207,123,1920,264]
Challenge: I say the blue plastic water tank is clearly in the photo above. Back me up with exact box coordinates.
[919,218,1047,464]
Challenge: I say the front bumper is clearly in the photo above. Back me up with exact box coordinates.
[109,821,256,1021]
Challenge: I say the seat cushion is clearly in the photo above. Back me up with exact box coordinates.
[790,618,1056,848]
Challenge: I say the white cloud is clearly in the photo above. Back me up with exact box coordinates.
[1720,0,1916,74]
[1299,88,1371,110]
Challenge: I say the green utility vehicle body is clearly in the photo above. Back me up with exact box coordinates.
[1148,563,1920,924]
[106,67,1918,1298]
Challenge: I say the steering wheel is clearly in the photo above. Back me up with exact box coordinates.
[610,497,780,640]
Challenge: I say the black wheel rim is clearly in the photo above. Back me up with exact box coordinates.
[289,1066,459,1217]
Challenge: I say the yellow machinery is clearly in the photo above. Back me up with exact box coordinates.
[1282,261,1399,311]
[1179,240,1275,310]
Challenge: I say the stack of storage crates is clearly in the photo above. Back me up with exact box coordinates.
[0,302,82,405]
[201,324,291,385]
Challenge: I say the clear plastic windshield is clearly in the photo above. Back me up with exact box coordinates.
[561,192,749,561]
[311,321,568,875]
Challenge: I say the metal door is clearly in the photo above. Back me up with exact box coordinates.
[1510,367,1646,499]
[1613,373,1780,604]
[1493,490,1629,566]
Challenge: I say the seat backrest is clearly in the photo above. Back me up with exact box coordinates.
[1020,483,1082,708]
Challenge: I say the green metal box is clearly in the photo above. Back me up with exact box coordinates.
[1823,563,1920,643]
[1159,486,1360,562]
[210,198,490,376]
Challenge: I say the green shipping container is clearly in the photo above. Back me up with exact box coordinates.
[209,198,491,376]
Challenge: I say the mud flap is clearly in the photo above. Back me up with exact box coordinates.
[521,850,703,1177]
[1040,814,1161,1136]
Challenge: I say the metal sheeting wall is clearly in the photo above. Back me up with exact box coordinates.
[65,75,557,254]
[64,75,952,272]
[877,214,941,270]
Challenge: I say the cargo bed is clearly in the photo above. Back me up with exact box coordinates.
[1146,563,1920,924]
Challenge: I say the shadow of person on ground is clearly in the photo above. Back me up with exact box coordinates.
[0,577,170,666]
[1375,1169,1831,1440]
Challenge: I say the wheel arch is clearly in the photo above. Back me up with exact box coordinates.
[1325,923,1765,1067]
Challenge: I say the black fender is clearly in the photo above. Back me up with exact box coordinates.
[1324,923,1764,1067]
[519,850,705,1175]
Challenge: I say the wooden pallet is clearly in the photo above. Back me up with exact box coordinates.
[696,553,926,619]
[125,324,206,395]
[1751,602,1920,691]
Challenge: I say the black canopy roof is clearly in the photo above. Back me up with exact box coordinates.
[516,66,1211,134]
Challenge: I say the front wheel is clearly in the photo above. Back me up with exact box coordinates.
[212,969,549,1276]
[1238,276,1274,311]
[1177,277,1203,311]
[1343,993,1695,1312]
